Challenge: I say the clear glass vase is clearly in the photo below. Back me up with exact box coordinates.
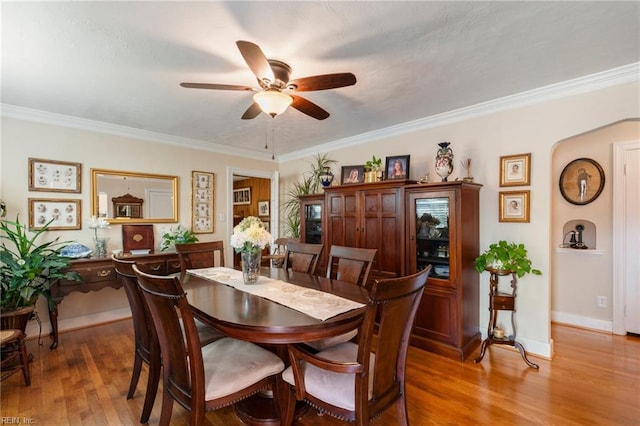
[241,251,261,284]
[94,238,107,258]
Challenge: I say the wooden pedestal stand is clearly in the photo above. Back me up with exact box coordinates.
[474,268,539,369]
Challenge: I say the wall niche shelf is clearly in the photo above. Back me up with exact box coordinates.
[555,247,605,255]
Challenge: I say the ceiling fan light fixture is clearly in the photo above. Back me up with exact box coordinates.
[253,90,293,117]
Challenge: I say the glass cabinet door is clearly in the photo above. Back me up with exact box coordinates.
[303,203,323,244]
[414,196,450,279]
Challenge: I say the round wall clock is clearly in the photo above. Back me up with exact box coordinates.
[559,158,605,205]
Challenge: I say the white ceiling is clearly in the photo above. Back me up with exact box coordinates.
[2,2,639,160]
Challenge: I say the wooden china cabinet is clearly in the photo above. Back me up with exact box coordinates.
[406,181,481,361]
[299,194,326,273]
[299,180,481,361]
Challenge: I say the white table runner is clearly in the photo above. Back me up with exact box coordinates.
[187,267,365,321]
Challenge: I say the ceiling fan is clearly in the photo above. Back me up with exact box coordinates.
[180,41,356,120]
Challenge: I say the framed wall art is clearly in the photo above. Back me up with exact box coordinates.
[385,155,410,180]
[258,200,270,217]
[191,171,214,233]
[29,158,81,193]
[233,187,251,205]
[499,190,530,223]
[500,153,531,187]
[341,165,365,184]
[28,198,81,230]
[558,158,605,205]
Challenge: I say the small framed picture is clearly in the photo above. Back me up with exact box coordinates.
[29,158,81,193]
[262,220,270,232]
[233,187,251,205]
[28,198,82,230]
[341,165,365,184]
[385,155,410,180]
[499,191,530,223]
[500,153,531,187]
[558,158,605,205]
[192,171,214,233]
[258,200,270,217]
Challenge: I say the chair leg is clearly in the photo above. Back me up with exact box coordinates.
[18,338,31,387]
[140,355,161,424]
[159,390,174,426]
[127,352,143,399]
[395,395,409,426]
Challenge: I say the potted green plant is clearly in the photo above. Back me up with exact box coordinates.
[1,215,80,329]
[363,155,383,182]
[160,225,199,251]
[474,240,542,278]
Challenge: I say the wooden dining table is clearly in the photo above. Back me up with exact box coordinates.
[182,267,369,425]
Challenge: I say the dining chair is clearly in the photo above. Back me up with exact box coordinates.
[1,329,30,386]
[113,256,224,424]
[325,245,377,287]
[281,265,432,426]
[132,265,285,426]
[263,237,299,268]
[175,241,225,281]
[283,242,324,274]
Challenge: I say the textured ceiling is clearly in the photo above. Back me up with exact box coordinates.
[2,2,639,159]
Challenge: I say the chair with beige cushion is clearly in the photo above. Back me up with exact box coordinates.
[281,266,432,426]
[325,245,377,288]
[303,245,377,351]
[283,242,324,275]
[133,265,284,426]
[175,241,225,281]
[263,237,299,268]
[113,255,224,424]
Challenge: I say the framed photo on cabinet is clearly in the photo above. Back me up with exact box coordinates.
[28,158,81,193]
[500,153,530,187]
[385,155,410,180]
[28,198,81,230]
[191,171,214,233]
[499,190,530,223]
[341,165,365,184]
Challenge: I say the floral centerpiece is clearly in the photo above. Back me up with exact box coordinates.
[88,216,110,257]
[230,216,272,284]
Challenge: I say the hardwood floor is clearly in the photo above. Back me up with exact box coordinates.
[2,320,639,425]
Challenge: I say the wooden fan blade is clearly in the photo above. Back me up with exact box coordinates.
[236,41,275,83]
[289,73,356,92]
[291,95,330,120]
[180,82,254,91]
[241,102,263,120]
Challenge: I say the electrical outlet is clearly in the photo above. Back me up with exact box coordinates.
[597,296,607,308]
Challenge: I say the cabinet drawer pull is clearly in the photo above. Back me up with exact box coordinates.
[150,265,162,271]
[97,269,112,277]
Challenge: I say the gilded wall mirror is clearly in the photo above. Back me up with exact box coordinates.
[91,168,178,223]
[558,158,605,205]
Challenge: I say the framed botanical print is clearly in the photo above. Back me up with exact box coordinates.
[500,153,531,187]
[28,198,81,230]
[499,190,530,223]
[191,171,214,233]
[29,158,81,193]
[258,200,269,217]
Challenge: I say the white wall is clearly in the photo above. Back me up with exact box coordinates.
[552,120,640,331]
[279,81,640,358]
[0,118,277,336]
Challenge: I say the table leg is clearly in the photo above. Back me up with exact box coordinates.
[48,299,61,349]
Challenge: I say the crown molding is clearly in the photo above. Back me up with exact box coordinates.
[278,62,640,162]
[0,104,274,161]
[2,63,637,163]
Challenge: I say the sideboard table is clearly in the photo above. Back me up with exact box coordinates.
[48,252,180,349]
[474,268,539,369]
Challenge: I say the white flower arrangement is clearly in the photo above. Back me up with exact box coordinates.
[230,216,272,254]
[88,215,109,240]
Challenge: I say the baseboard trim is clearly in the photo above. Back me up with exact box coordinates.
[25,307,132,342]
[551,311,613,333]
